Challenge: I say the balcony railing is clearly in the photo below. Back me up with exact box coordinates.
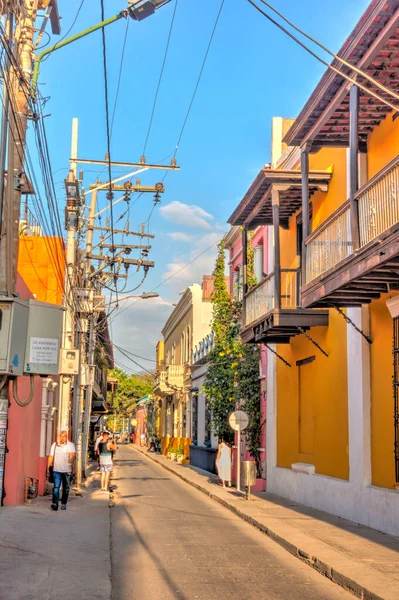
[166,364,184,388]
[358,155,399,247]
[305,202,353,284]
[244,269,300,327]
[305,156,399,285]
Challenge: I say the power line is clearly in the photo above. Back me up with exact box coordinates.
[172,0,225,158]
[111,238,220,321]
[257,0,399,105]
[113,343,155,376]
[100,0,117,301]
[142,0,179,156]
[247,0,399,113]
[110,18,130,138]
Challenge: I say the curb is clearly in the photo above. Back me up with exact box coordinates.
[129,445,385,600]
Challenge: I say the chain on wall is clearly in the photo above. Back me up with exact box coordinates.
[393,317,399,484]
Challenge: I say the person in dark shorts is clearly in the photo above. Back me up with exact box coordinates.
[98,432,117,493]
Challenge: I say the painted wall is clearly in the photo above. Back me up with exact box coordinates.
[275,146,350,480]
[367,109,399,179]
[369,294,396,489]
[18,236,65,305]
[4,275,43,506]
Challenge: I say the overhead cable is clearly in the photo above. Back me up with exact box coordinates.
[257,0,399,104]
[247,0,399,113]
[142,0,180,156]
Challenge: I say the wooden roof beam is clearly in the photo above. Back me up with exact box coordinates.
[286,5,399,147]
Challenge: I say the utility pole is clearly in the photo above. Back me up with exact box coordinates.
[0,2,37,503]
[58,119,79,433]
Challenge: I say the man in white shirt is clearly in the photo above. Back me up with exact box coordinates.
[94,431,105,470]
[47,430,76,511]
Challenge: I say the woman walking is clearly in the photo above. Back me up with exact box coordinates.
[216,437,232,488]
[98,431,117,493]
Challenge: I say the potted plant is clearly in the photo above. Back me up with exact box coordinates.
[175,446,184,464]
[169,448,177,461]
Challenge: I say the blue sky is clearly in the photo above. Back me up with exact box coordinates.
[36,0,369,371]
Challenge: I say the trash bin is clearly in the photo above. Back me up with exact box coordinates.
[241,460,256,488]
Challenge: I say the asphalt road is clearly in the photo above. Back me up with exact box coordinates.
[110,446,353,600]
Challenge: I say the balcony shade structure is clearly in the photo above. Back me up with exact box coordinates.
[284,0,399,308]
[228,169,331,344]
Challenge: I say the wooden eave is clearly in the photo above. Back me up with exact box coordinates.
[240,308,329,345]
[284,0,399,149]
[228,169,331,229]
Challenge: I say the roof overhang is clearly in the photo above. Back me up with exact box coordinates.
[228,169,332,229]
[284,0,399,149]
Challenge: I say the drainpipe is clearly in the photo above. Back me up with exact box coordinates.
[39,378,51,496]
[40,379,51,458]
[46,382,58,456]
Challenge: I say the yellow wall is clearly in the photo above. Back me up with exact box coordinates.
[369,294,396,488]
[367,110,399,179]
[276,308,349,479]
[18,236,65,305]
[277,146,349,479]
[309,147,348,227]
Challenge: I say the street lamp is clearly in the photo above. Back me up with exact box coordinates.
[108,291,159,306]
[32,1,173,93]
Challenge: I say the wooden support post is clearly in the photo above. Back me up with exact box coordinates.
[272,189,281,309]
[349,84,360,249]
[242,225,248,324]
[301,145,310,288]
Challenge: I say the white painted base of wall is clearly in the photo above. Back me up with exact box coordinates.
[268,466,399,537]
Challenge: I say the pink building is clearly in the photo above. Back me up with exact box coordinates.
[3,275,59,506]
[225,226,268,491]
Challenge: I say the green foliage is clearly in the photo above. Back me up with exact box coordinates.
[203,236,264,476]
[107,367,153,416]
[247,231,257,290]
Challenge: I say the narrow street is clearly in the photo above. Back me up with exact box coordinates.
[111,446,352,600]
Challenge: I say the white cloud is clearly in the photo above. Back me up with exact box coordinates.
[111,295,173,373]
[167,232,194,242]
[162,231,222,292]
[159,201,214,230]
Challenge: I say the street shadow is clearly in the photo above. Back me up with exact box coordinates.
[111,504,190,600]
[120,494,143,499]
[249,489,399,554]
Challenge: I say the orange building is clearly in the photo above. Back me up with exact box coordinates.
[3,234,65,505]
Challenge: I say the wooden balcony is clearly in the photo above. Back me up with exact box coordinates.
[241,269,328,344]
[302,156,399,308]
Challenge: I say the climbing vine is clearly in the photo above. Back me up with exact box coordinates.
[247,230,257,290]
[203,237,264,476]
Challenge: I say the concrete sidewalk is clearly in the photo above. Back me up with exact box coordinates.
[0,468,111,600]
[130,444,399,600]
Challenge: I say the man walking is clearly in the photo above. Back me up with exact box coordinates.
[47,430,76,511]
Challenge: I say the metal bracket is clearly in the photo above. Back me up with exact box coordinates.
[265,344,291,367]
[296,326,328,357]
[332,305,372,344]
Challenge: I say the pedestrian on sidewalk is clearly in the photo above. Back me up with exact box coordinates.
[47,430,76,511]
[216,438,232,488]
[94,430,105,470]
[98,431,117,493]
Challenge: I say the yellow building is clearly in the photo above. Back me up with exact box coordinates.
[228,1,399,536]
[154,277,214,461]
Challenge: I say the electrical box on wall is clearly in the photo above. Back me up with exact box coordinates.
[0,298,29,375]
[59,348,80,375]
[24,300,64,376]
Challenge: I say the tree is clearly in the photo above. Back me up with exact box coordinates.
[203,236,264,476]
[106,367,153,429]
